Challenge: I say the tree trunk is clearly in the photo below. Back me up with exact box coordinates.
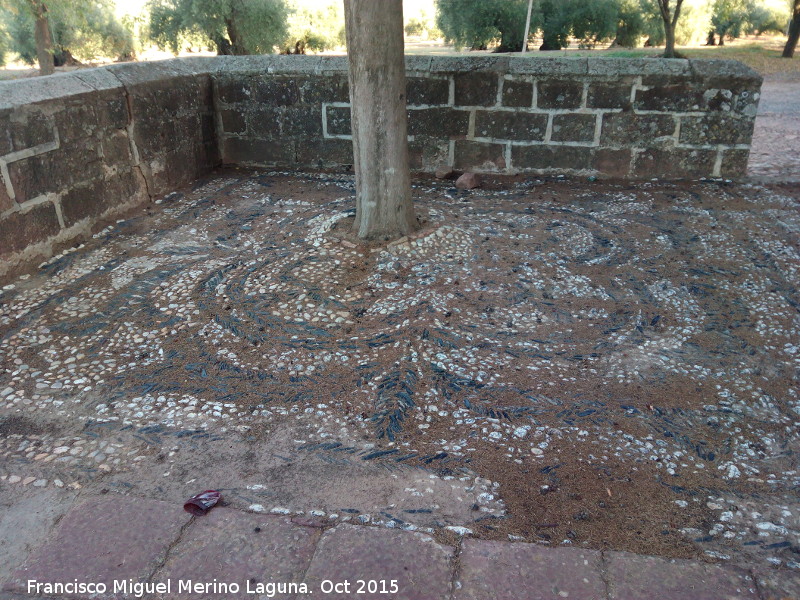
[784,0,800,58]
[664,23,677,57]
[706,31,716,46]
[225,17,248,55]
[344,0,415,241]
[31,1,54,76]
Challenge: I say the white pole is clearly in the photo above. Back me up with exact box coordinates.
[521,0,534,53]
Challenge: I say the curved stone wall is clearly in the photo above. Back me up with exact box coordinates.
[0,55,762,279]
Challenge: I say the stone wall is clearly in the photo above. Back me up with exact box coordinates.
[0,55,761,280]
[215,55,761,179]
[0,59,217,280]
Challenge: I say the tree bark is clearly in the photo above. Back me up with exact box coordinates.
[31,0,54,76]
[657,0,684,58]
[784,0,800,58]
[344,0,415,241]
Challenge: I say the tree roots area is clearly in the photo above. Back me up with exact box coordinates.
[1,169,798,573]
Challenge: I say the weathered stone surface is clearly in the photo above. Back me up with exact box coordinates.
[303,524,453,600]
[633,148,717,178]
[326,105,352,136]
[454,140,506,170]
[509,56,588,76]
[408,136,449,171]
[455,172,481,189]
[408,107,469,138]
[222,137,295,165]
[606,551,758,600]
[592,148,632,178]
[100,130,133,167]
[601,112,676,147]
[216,77,251,105]
[407,77,449,105]
[502,79,533,107]
[513,145,593,171]
[295,138,353,167]
[8,150,100,202]
[252,77,300,106]
[283,105,323,138]
[299,75,349,103]
[475,111,547,141]
[247,107,283,139]
[5,497,188,595]
[537,80,583,109]
[0,110,12,156]
[454,72,498,107]
[455,540,605,600]
[61,171,141,228]
[220,110,246,135]
[435,165,455,179]
[587,81,634,109]
[0,176,13,212]
[57,103,99,146]
[159,509,320,600]
[679,114,753,146]
[0,202,60,256]
[551,114,596,143]
[10,110,55,151]
[720,149,750,178]
[95,94,129,130]
[636,79,707,112]
[751,568,800,600]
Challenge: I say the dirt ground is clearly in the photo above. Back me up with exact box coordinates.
[1,170,798,576]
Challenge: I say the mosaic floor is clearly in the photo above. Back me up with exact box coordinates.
[0,171,798,570]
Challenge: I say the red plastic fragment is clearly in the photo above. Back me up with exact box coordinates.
[183,490,221,516]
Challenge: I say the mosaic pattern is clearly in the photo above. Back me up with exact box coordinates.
[0,172,798,568]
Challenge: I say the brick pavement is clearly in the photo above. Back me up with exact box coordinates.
[4,496,795,600]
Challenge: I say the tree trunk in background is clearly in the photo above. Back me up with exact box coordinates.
[784,0,800,58]
[344,0,415,241]
[658,0,684,59]
[31,1,54,76]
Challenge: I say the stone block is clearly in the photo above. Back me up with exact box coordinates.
[96,95,129,130]
[0,202,61,256]
[303,524,453,600]
[252,76,300,106]
[296,138,353,167]
[408,107,469,138]
[216,77,251,105]
[60,177,108,228]
[592,148,632,178]
[299,75,350,104]
[475,111,547,141]
[513,145,593,171]
[220,109,246,135]
[454,140,506,170]
[408,136,449,171]
[159,509,320,599]
[8,151,76,202]
[326,105,352,136]
[679,114,753,146]
[10,109,56,151]
[0,176,13,212]
[633,148,717,178]
[455,540,605,600]
[537,80,583,109]
[248,107,283,139]
[719,149,750,178]
[283,105,323,137]
[509,56,588,76]
[606,551,757,600]
[502,79,533,107]
[407,77,449,105]
[5,497,188,595]
[100,130,133,166]
[57,103,99,146]
[587,81,634,109]
[601,112,676,147]
[454,72,498,107]
[222,137,295,165]
[551,114,596,143]
[636,78,706,111]
[0,109,12,156]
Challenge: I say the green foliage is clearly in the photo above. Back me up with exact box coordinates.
[745,3,788,34]
[0,20,7,66]
[436,0,538,52]
[712,0,754,41]
[147,0,289,55]
[284,0,344,54]
[0,0,134,64]
[615,0,648,47]
[569,0,621,48]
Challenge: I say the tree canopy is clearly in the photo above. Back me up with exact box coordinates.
[1,0,134,66]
